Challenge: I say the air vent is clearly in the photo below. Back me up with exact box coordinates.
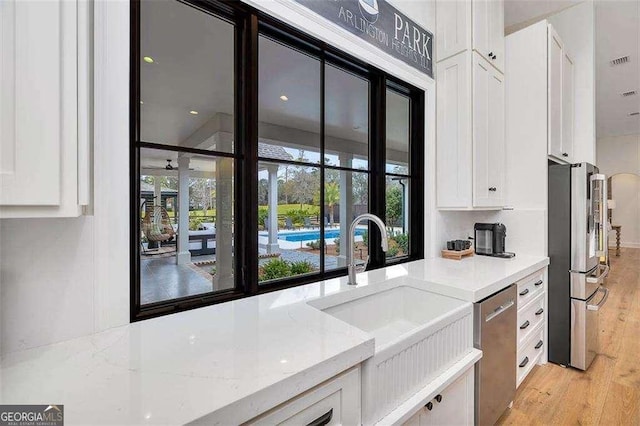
[629,112,640,116]
[621,90,637,97]
[610,55,630,66]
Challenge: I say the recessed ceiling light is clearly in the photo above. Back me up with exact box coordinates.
[189,110,199,115]
[140,101,144,105]
[279,95,288,101]
[353,125,361,130]
[143,56,154,64]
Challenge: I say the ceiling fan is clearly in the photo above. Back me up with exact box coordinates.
[142,159,194,171]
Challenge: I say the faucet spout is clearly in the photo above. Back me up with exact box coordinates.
[347,213,389,285]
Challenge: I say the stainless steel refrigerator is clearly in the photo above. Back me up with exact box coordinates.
[548,162,609,370]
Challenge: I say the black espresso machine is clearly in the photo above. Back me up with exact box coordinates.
[474,223,515,258]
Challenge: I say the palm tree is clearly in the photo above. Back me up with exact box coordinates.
[325,182,339,227]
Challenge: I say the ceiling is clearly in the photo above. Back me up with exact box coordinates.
[504,0,582,32]
[595,1,640,138]
[139,0,409,162]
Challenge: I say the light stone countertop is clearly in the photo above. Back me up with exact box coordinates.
[0,254,548,425]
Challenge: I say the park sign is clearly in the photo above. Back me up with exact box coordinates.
[293,0,433,78]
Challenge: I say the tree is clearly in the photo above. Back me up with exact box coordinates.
[386,185,403,228]
[290,167,317,208]
[257,178,269,205]
[325,182,339,226]
[352,173,368,205]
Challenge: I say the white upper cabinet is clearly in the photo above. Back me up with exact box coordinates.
[547,24,574,163]
[0,0,91,218]
[561,51,575,161]
[436,53,472,208]
[547,26,564,160]
[436,0,471,61]
[473,53,505,208]
[438,0,504,73]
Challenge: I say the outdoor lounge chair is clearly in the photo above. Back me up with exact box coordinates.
[304,217,317,229]
[141,205,176,247]
[285,217,294,230]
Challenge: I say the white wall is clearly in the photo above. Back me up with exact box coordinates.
[596,133,640,247]
[0,0,437,354]
[548,1,596,164]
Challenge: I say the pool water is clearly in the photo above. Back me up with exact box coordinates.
[278,228,366,242]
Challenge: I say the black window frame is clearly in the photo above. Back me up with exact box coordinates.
[130,0,425,321]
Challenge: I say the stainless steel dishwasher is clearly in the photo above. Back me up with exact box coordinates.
[474,284,517,426]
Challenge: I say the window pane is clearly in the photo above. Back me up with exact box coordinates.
[386,89,410,174]
[140,1,234,153]
[324,170,369,271]
[324,64,369,170]
[140,148,234,305]
[259,36,321,164]
[386,176,410,259]
[258,162,321,284]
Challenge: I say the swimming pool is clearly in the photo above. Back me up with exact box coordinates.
[278,228,366,242]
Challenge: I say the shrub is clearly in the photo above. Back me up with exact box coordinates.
[386,245,400,258]
[333,238,341,255]
[284,208,311,226]
[260,258,291,281]
[306,240,321,250]
[290,260,314,275]
[258,207,269,229]
[189,217,205,230]
[362,230,368,246]
[392,233,409,254]
[210,266,216,276]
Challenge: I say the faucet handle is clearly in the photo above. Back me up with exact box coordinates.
[353,258,368,274]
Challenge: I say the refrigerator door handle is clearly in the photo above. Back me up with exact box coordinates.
[587,287,609,311]
[586,264,610,285]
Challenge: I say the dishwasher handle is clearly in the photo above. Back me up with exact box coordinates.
[485,299,515,322]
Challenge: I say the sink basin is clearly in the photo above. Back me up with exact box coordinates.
[320,285,467,350]
[308,279,474,424]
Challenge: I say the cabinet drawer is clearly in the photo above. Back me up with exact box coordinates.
[245,367,360,425]
[516,269,545,306]
[516,326,544,387]
[517,293,545,347]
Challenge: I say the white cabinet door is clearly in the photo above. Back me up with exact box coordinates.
[488,0,505,72]
[548,25,564,160]
[436,52,472,208]
[0,0,90,217]
[436,0,471,62]
[472,53,491,207]
[1,0,65,205]
[562,51,575,162]
[472,0,490,62]
[488,67,505,205]
[473,53,504,208]
[403,367,475,426]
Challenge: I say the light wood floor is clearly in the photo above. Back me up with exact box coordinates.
[497,248,640,426]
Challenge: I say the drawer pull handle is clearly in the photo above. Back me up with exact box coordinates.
[519,357,529,368]
[435,394,443,403]
[519,288,529,296]
[426,401,434,411]
[534,280,543,286]
[306,408,333,426]
[535,340,543,350]
[535,308,544,316]
[520,320,530,330]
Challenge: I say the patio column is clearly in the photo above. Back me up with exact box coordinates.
[176,155,191,265]
[266,164,279,254]
[214,152,234,289]
[154,178,162,207]
[338,155,353,267]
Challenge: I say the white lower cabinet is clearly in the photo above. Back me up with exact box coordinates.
[515,267,548,387]
[245,366,361,425]
[403,367,474,426]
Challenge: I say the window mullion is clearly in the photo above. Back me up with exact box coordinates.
[369,73,387,270]
[240,13,260,295]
